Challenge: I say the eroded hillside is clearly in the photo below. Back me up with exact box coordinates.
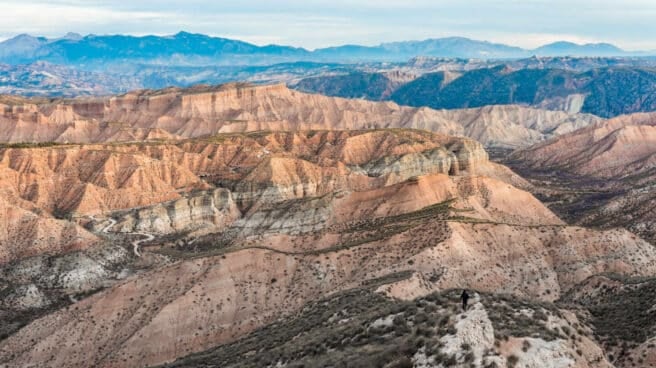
[509,112,656,244]
[166,284,612,368]
[1,129,655,367]
[0,83,602,148]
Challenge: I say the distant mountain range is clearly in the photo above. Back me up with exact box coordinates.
[7,55,655,98]
[294,65,656,118]
[2,31,656,119]
[0,32,652,68]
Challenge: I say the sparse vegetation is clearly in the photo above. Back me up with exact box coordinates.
[563,276,656,349]
[389,66,656,118]
[155,198,455,260]
[158,285,589,368]
[482,294,563,342]
[161,286,475,368]
[0,142,63,149]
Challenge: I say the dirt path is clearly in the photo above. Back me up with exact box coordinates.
[130,232,154,257]
[101,217,117,234]
[90,215,151,257]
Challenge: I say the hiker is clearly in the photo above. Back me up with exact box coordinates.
[460,289,470,311]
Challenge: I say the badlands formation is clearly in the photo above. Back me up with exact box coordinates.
[0,84,654,368]
[0,83,602,148]
[512,112,656,243]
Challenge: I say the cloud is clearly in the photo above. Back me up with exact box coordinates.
[0,0,655,50]
[0,1,171,36]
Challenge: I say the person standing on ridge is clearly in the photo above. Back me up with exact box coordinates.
[461,289,470,311]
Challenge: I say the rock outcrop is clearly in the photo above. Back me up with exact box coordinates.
[0,243,131,339]
[113,188,241,235]
[164,288,613,368]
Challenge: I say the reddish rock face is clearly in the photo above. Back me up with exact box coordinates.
[514,112,656,178]
[0,83,601,147]
[0,129,486,264]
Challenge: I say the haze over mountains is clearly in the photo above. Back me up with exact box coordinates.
[0,32,651,68]
[2,32,656,123]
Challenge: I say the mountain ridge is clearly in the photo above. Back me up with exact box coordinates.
[533,41,625,56]
[295,66,656,118]
[1,83,656,367]
[0,32,647,67]
[0,82,603,148]
[509,112,656,244]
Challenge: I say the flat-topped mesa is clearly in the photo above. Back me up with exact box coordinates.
[82,83,290,121]
[176,84,289,120]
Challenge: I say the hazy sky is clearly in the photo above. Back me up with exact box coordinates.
[1,0,656,50]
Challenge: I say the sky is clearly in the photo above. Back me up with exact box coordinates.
[1,0,656,50]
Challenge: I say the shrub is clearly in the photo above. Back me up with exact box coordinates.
[521,340,531,352]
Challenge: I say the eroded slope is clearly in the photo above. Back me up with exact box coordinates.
[510,112,656,243]
[1,129,655,367]
[0,83,602,148]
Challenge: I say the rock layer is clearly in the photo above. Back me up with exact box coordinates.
[1,127,654,367]
[0,130,486,262]
[0,83,602,148]
[511,112,656,243]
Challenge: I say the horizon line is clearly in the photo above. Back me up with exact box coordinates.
[1,31,653,53]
